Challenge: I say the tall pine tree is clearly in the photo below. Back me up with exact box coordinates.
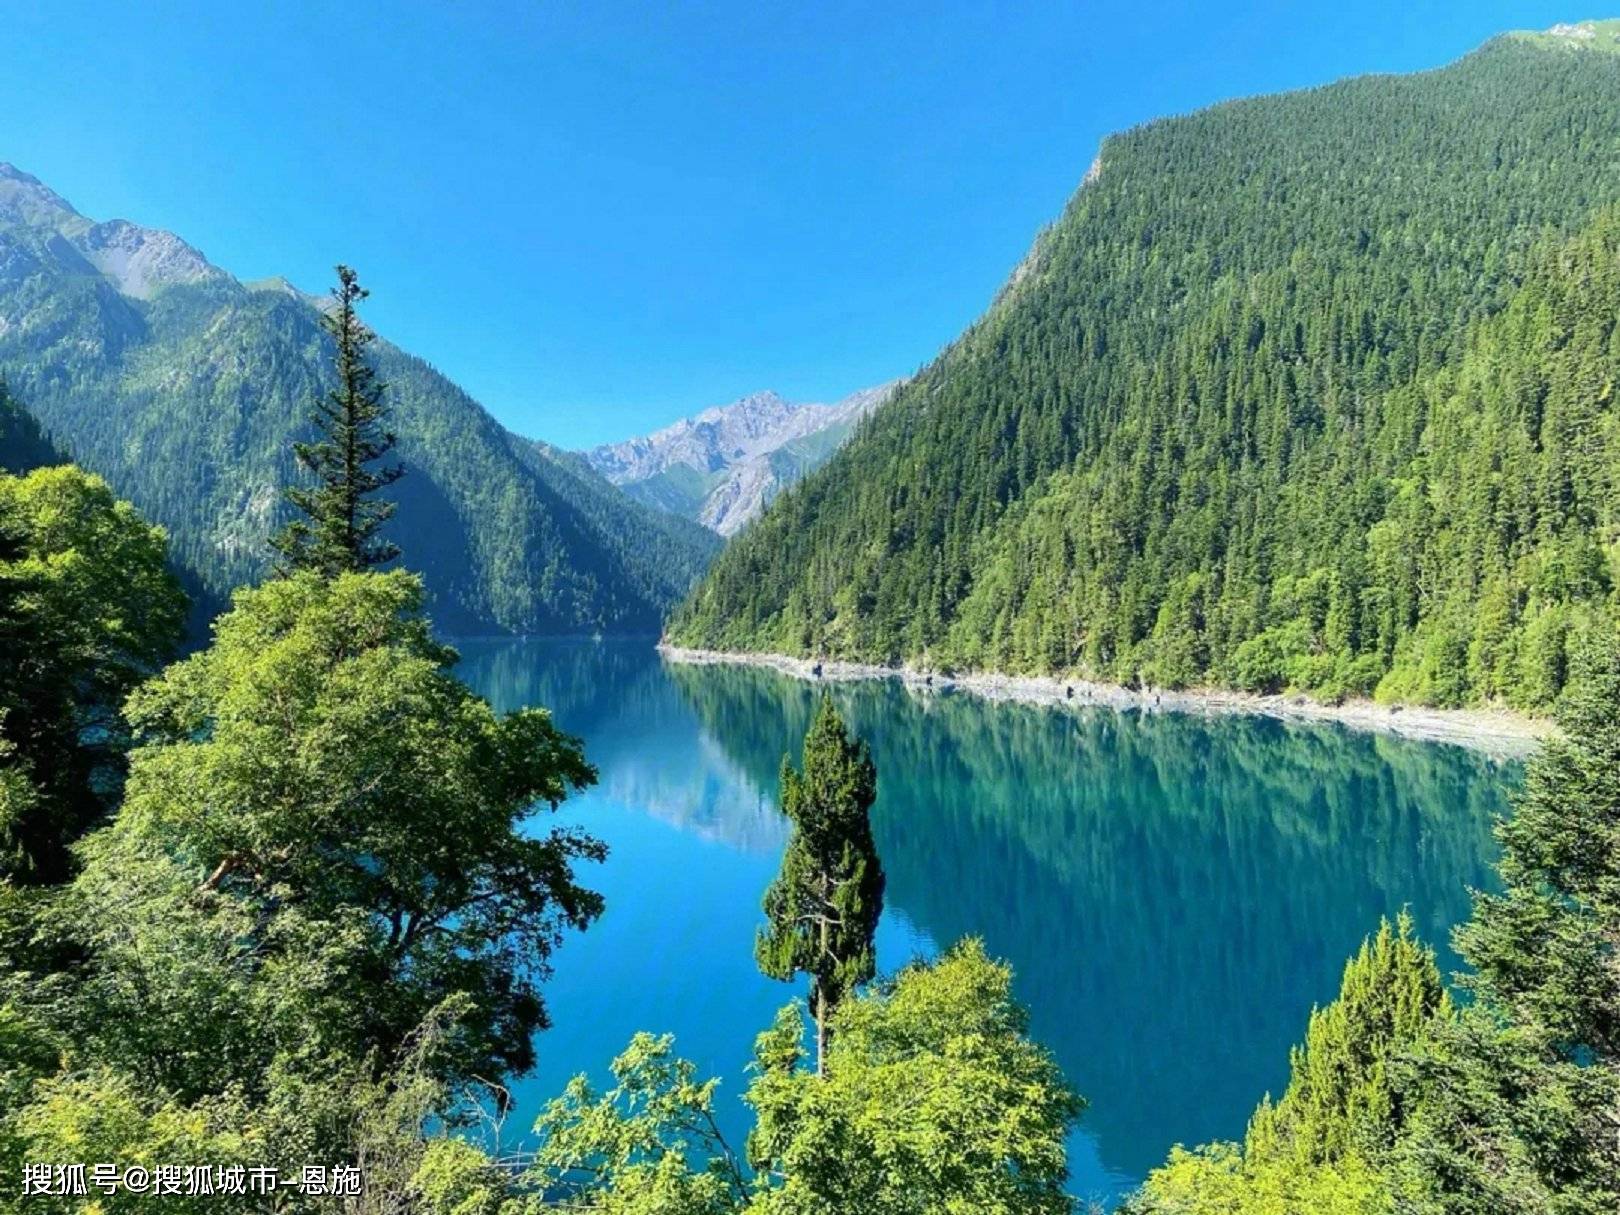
[756,696,886,1074]
[1392,636,1620,1211]
[271,265,403,575]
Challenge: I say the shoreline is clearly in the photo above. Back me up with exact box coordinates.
[657,645,1551,760]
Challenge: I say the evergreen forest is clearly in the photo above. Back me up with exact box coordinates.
[672,30,1620,711]
[2,17,1620,1215]
[3,451,1615,1211]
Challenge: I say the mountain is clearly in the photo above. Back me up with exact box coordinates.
[0,163,719,634]
[670,23,1620,712]
[0,379,59,473]
[583,383,897,536]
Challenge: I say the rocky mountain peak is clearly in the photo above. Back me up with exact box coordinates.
[691,388,792,425]
[582,381,900,535]
[0,163,83,229]
[77,218,220,300]
[0,162,226,299]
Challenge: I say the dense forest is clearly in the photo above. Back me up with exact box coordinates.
[0,456,1085,1213]
[0,165,718,633]
[4,18,1620,1214]
[671,29,1620,711]
[0,381,57,473]
[5,449,1616,1211]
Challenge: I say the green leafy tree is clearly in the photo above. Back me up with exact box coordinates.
[271,265,405,576]
[746,939,1083,1215]
[7,998,481,1215]
[531,1032,748,1215]
[0,466,184,883]
[1128,1144,1390,1215]
[63,570,605,1102]
[526,940,1083,1215]
[755,697,885,1073]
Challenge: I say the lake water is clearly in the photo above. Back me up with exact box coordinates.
[455,638,1515,1206]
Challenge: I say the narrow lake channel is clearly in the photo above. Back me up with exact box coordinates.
[456,638,1515,1205]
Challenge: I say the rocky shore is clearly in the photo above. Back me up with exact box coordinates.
[658,645,1551,759]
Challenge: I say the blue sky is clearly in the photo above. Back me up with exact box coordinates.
[0,1,1589,447]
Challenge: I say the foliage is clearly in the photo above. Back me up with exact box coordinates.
[524,940,1084,1215]
[1130,1143,1390,1215]
[271,265,405,576]
[0,562,609,1212]
[671,35,1620,711]
[530,1031,748,1214]
[1389,633,1620,1213]
[12,1068,280,1215]
[746,939,1083,1215]
[87,569,605,1090]
[410,1139,519,1215]
[0,466,184,883]
[755,697,885,1071]
[3,995,493,1215]
[1127,917,1447,1214]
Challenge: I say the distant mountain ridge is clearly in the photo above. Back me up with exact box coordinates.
[0,162,718,634]
[584,382,897,535]
[0,166,222,301]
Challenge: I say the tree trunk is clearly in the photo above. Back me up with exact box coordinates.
[814,982,827,1077]
[816,904,830,1076]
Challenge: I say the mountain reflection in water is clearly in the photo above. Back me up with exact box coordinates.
[454,638,1512,1204]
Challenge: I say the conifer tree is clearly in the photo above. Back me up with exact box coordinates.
[1393,635,1620,1211]
[1128,916,1448,1214]
[1247,914,1449,1167]
[271,265,403,575]
[756,696,885,1074]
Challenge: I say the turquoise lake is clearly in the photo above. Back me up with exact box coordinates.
[454,638,1516,1207]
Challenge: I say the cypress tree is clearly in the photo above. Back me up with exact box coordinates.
[756,696,886,1074]
[271,265,403,575]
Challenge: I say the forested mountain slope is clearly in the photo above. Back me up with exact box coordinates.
[0,165,718,634]
[0,380,58,473]
[670,26,1620,709]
